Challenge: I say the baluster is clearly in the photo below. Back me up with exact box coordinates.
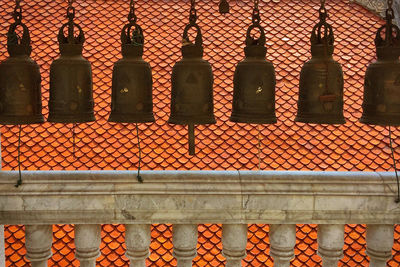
[222,224,248,267]
[0,225,5,267]
[173,224,197,267]
[366,224,394,267]
[317,224,344,267]
[25,225,53,267]
[270,224,296,267]
[125,224,150,267]
[75,224,101,267]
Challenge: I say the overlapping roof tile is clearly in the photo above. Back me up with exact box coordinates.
[1,0,400,266]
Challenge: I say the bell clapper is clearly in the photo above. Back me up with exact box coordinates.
[188,124,195,156]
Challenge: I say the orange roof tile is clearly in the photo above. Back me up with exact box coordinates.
[1,0,400,266]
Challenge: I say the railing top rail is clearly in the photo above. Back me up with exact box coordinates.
[0,170,399,225]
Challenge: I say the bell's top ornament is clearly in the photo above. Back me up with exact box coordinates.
[310,6,334,55]
[179,1,205,63]
[55,0,86,58]
[7,2,31,58]
[245,0,266,55]
[0,0,44,125]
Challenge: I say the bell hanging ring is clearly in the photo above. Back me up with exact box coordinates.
[295,7,345,124]
[0,19,44,125]
[48,18,95,123]
[169,22,215,155]
[360,9,400,126]
[109,22,154,123]
[230,23,276,124]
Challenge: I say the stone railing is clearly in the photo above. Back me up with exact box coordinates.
[0,170,399,267]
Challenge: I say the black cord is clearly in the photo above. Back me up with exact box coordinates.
[136,123,143,183]
[15,125,22,188]
[72,123,76,160]
[389,126,400,203]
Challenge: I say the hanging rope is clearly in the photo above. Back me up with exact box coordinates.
[72,123,76,160]
[15,125,22,188]
[389,126,400,203]
[135,123,143,183]
[257,125,261,171]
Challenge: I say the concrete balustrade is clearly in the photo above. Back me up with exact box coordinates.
[0,170,398,266]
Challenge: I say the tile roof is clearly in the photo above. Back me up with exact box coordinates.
[1,0,400,266]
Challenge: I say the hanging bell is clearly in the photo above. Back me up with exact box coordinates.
[108,21,154,123]
[360,9,400,126]
[295,7,345,124]
[230,23,276,124]
[169,19,215,155]
[0,17,44,125]
[48,8,95,123]
[219,0,230,14]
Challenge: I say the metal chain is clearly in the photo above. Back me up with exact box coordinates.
[387,0,394,20]
[128,0,137,23]
[13,0,22,22]
[189,0,197,24]
[252,0,260,25]
[67,0,75,21]
[318,0,328,23]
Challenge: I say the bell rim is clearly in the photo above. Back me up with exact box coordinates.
[360,115,400,126]
[47,113,96,124]
[294,115,346,125]
[0,115,44,125]
[229,114,277,124]
[168,117,216,125]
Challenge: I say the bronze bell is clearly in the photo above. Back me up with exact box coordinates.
[48,9,95,123]
[230,23,276,124]
[360,10,400,126]
[219,0,229,14]
[169,19,215,155]
[109,22,154,123]
[0,20,44,125]
[295,8,345,124]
